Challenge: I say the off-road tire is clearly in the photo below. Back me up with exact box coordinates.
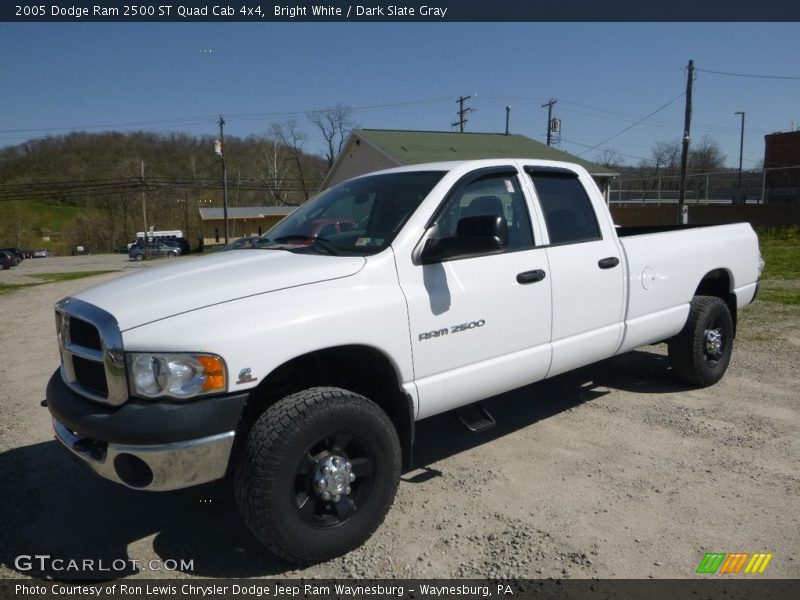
[668,295,734,387]
[234,387,401,563]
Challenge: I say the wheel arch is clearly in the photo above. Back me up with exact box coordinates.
[694,268,737,335]
[234,344,414,469]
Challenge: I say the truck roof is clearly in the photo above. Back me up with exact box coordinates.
[358,158,594,179]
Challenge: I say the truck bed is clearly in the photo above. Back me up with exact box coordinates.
[615,222,760,355]
[616,223,713,237]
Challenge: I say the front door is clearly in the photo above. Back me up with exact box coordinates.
[397,168,553,419]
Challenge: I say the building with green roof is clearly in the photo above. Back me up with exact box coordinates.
[322,129,618,193]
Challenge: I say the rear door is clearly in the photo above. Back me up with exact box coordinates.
[397,166,553,419]
[523,167,626,377]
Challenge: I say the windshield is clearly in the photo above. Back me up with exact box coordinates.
[257,171,445,255]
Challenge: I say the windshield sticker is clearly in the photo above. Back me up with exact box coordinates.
[355,237,385,247]
[504,179,514,193]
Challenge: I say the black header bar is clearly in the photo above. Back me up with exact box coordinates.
[3,1,800,22]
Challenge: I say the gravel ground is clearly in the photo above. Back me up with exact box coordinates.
[0,253,138,284]
[0,256,798,580]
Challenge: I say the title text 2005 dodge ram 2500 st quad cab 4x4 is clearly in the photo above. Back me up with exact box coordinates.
[46,159,761,562]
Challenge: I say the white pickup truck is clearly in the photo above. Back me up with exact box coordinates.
[46,159,761,562]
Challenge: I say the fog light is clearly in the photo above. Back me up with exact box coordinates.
[114,453,154,488]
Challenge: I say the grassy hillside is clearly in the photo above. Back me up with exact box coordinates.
[3,200,84,230]
[0,200,102,254]
[0,130,328,253]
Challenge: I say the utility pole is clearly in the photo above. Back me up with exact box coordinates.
[140,160,147,235]
[677,59,694,223]
[452,95,473,132]
[541,99,557,146]
[735,111,745,190]
[216,115,230,244]
[183,190,189,238]
[505,106,511,135]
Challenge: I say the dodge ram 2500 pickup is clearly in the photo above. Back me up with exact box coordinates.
[46,159,762,562]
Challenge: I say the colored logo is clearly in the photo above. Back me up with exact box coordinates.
[696,552,773,574]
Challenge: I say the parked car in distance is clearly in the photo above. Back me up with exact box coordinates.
[128,242,182,261]
[162,238,191,255]
[1,247,28,261]
[0,250,19,269]
[128,237,190,255]
[222,236,261,251]
[32,249,53,258]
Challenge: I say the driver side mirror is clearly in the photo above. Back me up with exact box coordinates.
[420,215,508,264]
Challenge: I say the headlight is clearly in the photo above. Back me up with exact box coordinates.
[127,353,227,399]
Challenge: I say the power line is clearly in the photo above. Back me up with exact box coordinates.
[577,92,686,157]
[482,94,770,136]
[0,98,454,139]
[0,116,217,135]
[559,137,649,163]
[0,176,322,202]
[557,105,767,136]
[696,68,800,81]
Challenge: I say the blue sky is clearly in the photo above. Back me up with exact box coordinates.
[1,22,798,168]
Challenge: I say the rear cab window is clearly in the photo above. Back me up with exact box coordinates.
[526,168,601,245]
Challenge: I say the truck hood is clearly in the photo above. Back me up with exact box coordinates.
[74,250,366,331]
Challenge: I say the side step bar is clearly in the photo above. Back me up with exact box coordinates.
[456,403,496,433]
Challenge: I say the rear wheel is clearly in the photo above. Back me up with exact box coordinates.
[668,295,734,387]
[234,387,401,563]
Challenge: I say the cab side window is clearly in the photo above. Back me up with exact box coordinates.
[436,174,534,251]
[528,172,601,245]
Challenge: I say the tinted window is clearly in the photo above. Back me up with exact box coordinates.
[528,173,601,245]
[435,173,534,251]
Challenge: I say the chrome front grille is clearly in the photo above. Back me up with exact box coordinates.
[56,297,128,406]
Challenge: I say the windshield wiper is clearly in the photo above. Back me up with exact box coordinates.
[270,234,341,255]
[309,237,341,255]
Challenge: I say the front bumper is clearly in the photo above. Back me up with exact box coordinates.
[46,369,248,491]
[53,418,234,491]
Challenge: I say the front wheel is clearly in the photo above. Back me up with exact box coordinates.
[668,295,734,387]
[234,387,401,563]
